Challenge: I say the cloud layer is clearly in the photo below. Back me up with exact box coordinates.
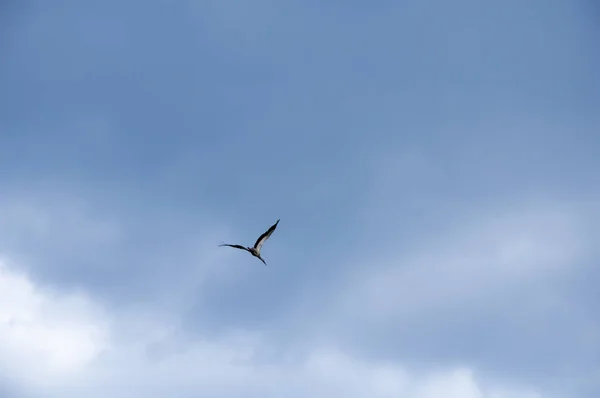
[2,193,597,397]
[0,258,547,398]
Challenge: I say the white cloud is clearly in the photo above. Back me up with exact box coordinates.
[0,258,109,393]
[0,255,547,398]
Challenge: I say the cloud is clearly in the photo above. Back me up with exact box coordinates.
[0,255,548,398]
[0,259,108,394]
[0,192,244,309]
[294,195,599,395]
[0,187,594,397]
[0,193,122,280]
[333,198,592,323]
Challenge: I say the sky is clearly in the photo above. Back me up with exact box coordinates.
[0,0,599,397]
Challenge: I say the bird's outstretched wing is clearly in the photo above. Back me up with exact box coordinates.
[219,244,249,252]
[253,219,280,251]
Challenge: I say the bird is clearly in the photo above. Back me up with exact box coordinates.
[219,219,280,266]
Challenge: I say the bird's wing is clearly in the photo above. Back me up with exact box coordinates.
[253,219,280,251]
[219,244,249,252]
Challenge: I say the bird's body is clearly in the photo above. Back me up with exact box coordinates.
[219,219,279,265]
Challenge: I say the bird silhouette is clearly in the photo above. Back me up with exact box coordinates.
[219,219,280,265]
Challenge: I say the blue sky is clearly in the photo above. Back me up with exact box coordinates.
[0,0,599,397]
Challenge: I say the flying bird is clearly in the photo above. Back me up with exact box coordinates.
[219,219,280,265]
